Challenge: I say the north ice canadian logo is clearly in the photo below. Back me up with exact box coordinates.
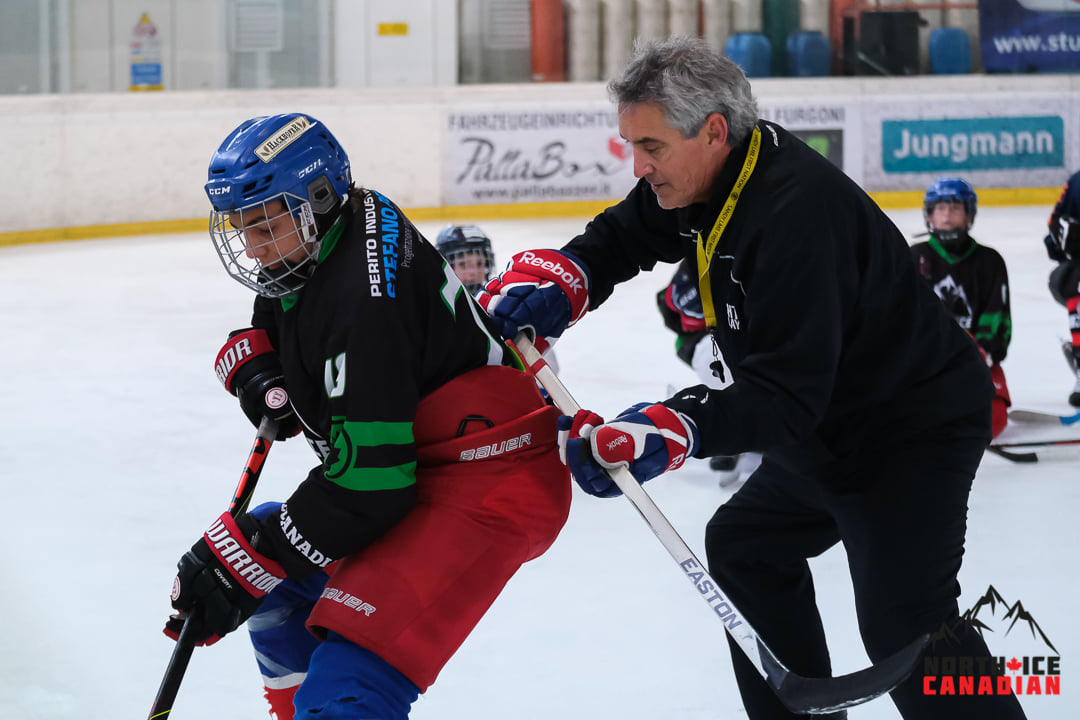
[922,584,1060,697]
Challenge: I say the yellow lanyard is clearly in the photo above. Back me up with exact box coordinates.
[696,125,761,328]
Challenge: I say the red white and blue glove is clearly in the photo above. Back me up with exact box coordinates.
[476,249,591,351]
[557,403,700,498]
[164,511,286,646]
[215,328,301,441]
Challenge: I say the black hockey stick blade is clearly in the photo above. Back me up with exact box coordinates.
[988,436,1080,464]
[987,445,1038,463]
[773,633,929,714]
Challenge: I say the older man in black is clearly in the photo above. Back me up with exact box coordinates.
[478,36,1026,720]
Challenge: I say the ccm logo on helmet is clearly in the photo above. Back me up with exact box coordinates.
[298,158,323,178]
[518,251,586,295]
[207,186,230,196]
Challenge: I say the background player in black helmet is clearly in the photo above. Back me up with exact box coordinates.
[1043,169,1080,405]
[437,223,561,376]
[435,224,495,295]
[657,257,761,486]
[162,113,571,720]
[910,177,1012,438]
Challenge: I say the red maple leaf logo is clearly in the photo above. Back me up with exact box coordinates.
[1007,657,1022,672]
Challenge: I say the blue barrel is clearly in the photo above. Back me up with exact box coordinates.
[725,33,772,78]
[929,27,972,74]
[786,31,831,77]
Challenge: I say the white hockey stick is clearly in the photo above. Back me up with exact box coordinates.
[1008,408,1080,426]
[513,333,927,714]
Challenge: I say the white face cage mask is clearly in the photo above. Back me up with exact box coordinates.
[210,192,321,298]
[443,247,492,294]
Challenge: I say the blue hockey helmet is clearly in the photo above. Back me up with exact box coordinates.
[205,113,352,297]
[435,225,496,294]
[924,177,977,227]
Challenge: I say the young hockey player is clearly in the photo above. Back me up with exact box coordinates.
[910,177,1011,437]
[1044,169,1080,405]
[163,113,571,719]
[436,223,561,377]
[656,257,761,485]
[478,37,1026,719]
[434,224,495,295]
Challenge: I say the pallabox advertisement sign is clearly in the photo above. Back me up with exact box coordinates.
[444,106,636,206]
[862,94,1072,191]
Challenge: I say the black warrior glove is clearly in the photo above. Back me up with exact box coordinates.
[215,328,300,440]
[164,512,286,646]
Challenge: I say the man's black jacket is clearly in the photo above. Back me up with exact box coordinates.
[563,120,993,481]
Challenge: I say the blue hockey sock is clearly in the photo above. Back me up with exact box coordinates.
[247,502,327,689]
[294,631,420,720]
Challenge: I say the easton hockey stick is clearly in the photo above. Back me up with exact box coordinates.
[148,417,278,719]
[512,333,927,715]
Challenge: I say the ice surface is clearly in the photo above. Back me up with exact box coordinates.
[0,206,1074,719]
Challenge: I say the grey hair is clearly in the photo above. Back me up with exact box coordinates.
[608,36,759,147]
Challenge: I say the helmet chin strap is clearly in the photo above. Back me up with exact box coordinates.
[931,227,970,253]
[294,194,348,261]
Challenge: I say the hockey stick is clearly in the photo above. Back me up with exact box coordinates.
[988,436,1080,464]
[512,333,927,715]
[1007,409,1080,426]
[987,446,1039,464]
[148,417,278,719]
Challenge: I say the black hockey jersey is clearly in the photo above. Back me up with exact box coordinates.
[249,188,512,575]
[910,236,1011,364]
[1049,171,1080,244]
[563,120,993,480]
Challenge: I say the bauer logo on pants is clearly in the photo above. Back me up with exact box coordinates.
[458,432,533,461]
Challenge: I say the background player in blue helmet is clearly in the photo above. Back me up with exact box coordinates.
[163,113,571,719]
[911,178,1012,438]
[1043,169,1080,405]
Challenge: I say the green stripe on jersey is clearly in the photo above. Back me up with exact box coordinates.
[325,419,417,491]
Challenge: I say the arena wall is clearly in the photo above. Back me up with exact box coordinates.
[1,73,1076,245]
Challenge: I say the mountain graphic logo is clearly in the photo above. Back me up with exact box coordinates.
[929,584,1058,655]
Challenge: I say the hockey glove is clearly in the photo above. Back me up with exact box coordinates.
[558,403,699,498]
[215,328,301,440]
[1046,217,1080,262]
[1045,234,1068,263]
[476,249,591,351]
[164,511,286,646]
